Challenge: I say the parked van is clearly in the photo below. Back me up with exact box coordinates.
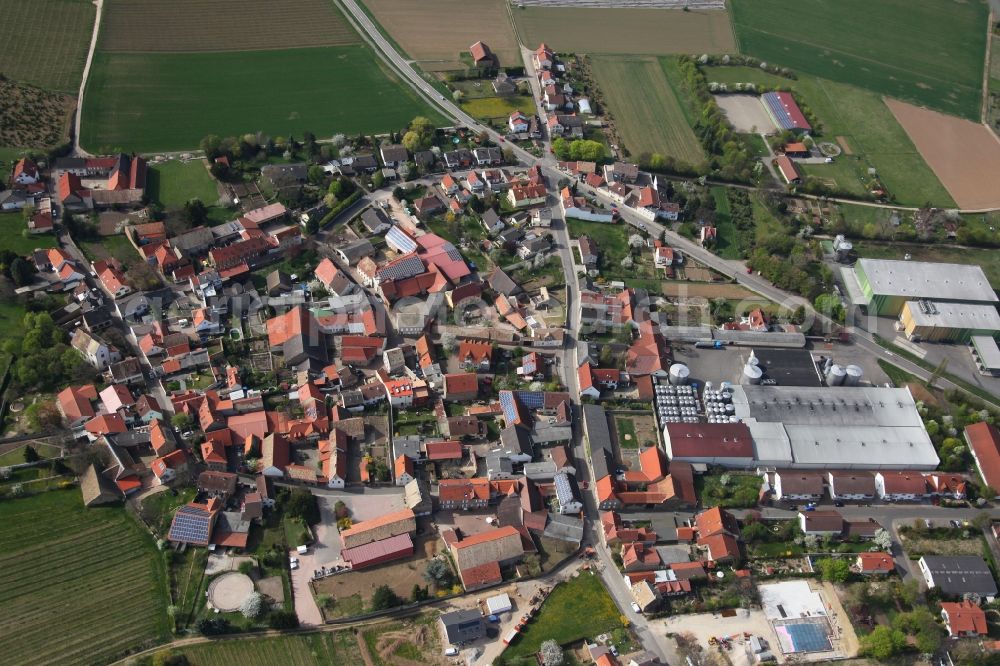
[444,647,459,656]
[297,545,309,555]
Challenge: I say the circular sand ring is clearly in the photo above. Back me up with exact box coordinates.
[207,572,255,612]
[818,142,842,157]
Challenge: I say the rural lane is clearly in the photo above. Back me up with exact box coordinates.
[74,0,104,157]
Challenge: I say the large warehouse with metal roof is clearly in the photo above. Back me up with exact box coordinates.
[721,385,939,470]
[849,258,997,316]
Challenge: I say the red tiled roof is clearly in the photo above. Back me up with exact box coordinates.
[666,422,754,459]
[444,372,478,398]
[439,477,490,501]
[857,552,894,573]
[425,440,463,461]
[458,560,502,588]
[879,471,928,495]
[942,601,987,635]
[966,422,1000,493]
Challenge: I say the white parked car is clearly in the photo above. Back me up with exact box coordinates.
[289,557,299,570]
[630,602,641,613]
[444,647,459,656]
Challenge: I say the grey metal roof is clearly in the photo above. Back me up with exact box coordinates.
[544,513,584,543]
[857,258,997,303]
[733,385,938,469]
[920,555,998,597]
[904,301,1000,330]
[972,335,1000,370]
[440,609,484,644]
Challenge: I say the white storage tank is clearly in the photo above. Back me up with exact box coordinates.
[826,364,846,386]
[845,364,863,386]
[743,363,763,385]
[669,363,690,385]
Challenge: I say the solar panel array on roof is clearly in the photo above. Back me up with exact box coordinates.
[168,506,212,544]
[499,391,518,423]
[385,226,417,254]
[514,390,544,409]
[376,254,425,282]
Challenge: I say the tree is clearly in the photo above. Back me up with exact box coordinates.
[171,413,192,431]
[182,199,208,226]
[371,584,403,610]
[873,528,892,551]
[410,584,429,602]
[9,257,34,287]
[424,558,454,587]
[23,400,62,432]
[284,487,320,525]
[814,293,845,323]
[817,557,850,583]
[23,445,39,463]
[196,617,230,636]
[268,609,299,629]
[240,591,264,619]
[859,626,905,660]
[307,165,325,185]
[741,521,771,543]
[539,639,564,666]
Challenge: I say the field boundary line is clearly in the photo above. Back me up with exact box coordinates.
[983,10,994,123]
[74,0,104,156]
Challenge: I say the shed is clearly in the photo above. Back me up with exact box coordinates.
[486,592,513,615]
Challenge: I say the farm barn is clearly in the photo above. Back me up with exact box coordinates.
[762,91,811,132]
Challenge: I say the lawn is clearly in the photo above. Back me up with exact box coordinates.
[701,65,955,207]
[504,572,624,660]
[0,489,169,666]
[566,218,628,262]
[461,95,537,123]
[360,0,520,72]
[730,0,989,120]
[590,56,704,164]
[710,185,740,259]
[0,214,58,256]
[148,160,220,209]
[0,0,95,92]
[697,473,762,508]
[514,7,736,55]
[0,442,60,467]
[81,45,442,153]
[614,415,638,450]
[82,234,137,264]
[181,631,364,666]
[852,239,1000,289]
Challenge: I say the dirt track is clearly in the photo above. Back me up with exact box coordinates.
[886,98,1000,209]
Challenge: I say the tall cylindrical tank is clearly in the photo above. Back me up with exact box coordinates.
[669,363,690,385]
[826,364,846,386]
[845,365,863,386]
[743,363,762,385]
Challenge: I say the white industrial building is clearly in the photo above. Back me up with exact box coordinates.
[729,385,939,470]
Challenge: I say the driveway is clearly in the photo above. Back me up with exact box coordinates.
[288,548,323,627]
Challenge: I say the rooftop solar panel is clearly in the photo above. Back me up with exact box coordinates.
[514,390,544,409]
[385,226,417,254]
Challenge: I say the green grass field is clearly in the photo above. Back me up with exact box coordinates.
[710,186,740,259]
[0,0,95,92]
[591,56,704,164]
[180,632,364,665]
[148,160,219,209]
[505,573,623,660]
[82,234,137,264]
[730,0,989,120]
[460,95,536,122]
[0,214,59,256]
[702,65,955,207]
[81,45,442,153]
[0,490,169,666]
